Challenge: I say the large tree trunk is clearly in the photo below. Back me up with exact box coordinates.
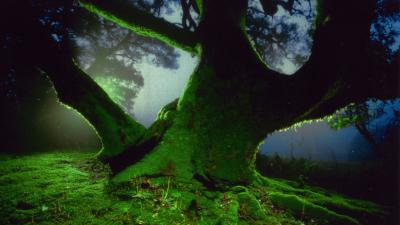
[110,0,289,185]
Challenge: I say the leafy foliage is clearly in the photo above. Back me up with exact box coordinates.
[326,103,375,130]
[326,100,399,150]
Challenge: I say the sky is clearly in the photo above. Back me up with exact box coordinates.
[259,122,373,162]
[132,50,198,127]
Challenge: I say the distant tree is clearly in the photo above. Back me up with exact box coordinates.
[327,100,400,157]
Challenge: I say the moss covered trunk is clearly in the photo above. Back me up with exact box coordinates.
[39,58,147,160]
[111,0,289,185]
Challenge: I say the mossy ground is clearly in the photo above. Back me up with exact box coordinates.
[0,152,388,225]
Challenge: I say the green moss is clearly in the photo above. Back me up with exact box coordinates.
[268,192,360,225]
[77,94,145,160]
[79,0,199,54]
[47,60,146,160]
[237,191,266,220]
[174,62,266,183]
[0,152,387,224]
[110,121,199,184]
[255,175,385,225]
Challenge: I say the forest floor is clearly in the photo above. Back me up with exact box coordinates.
[0,152,392,225]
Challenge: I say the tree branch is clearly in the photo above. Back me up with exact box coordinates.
[180,0,198,31]
[79,0,200,54]
[281,0,399,122]
[38,57,148,160]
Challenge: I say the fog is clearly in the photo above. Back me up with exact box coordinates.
[259,122,374,162]
[133,50,198,127]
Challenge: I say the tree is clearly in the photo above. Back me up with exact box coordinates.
[2,0,398,187]
[327,100,400,157]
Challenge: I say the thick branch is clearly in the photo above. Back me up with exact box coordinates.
[79,0,200,54]
[279,0,399,122]
[39,58,147,160]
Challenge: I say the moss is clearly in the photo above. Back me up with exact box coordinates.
[237,191,267,220]
[78,94,146,160]
[110,121,199,184]
[256,175,385,225]
[0,152,112,225]
[173,62,268,183]
[79,0,199,54]
[0,151,388,225]
[268,192,360,225]
[46,60,146,160]
[265,177,383,215]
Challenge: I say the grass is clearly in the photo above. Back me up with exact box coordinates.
[0,151,389,225]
